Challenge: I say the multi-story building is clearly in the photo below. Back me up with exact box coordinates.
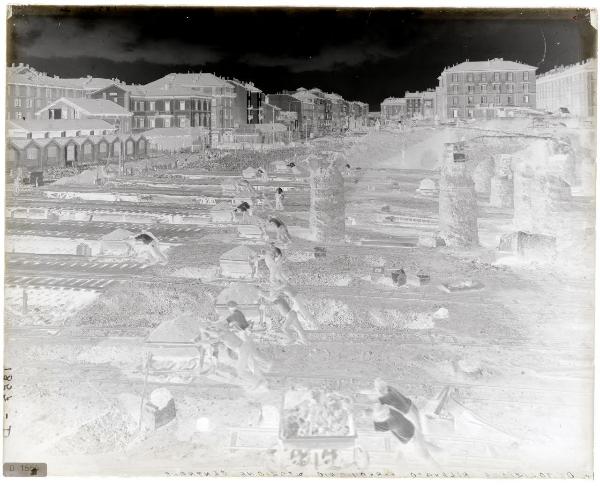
[323,92,347,132]
[262,102,281,124]
[308,88,332,133]
[348,101,369,129]
[90,82,132,110]
[437,58,537,120]
[124,84,212,132]
[536,58,596,118]
[380,97,407,124]
[6,63,87,121]
[265,93,303,133]
[421,90,436,119]
[291,88,320,137]
[228,79,264,127]
[142,73,235,143]
[404,91,423,118]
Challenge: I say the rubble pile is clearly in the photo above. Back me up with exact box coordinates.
[281,389,353,438]
[438,142,479,246]
[67,281,217,329]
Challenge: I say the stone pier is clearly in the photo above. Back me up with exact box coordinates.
[513,140,573,235]
[438,142,479,246]
[309,154,345,243]
[489,154,514,209]
[472,157,494,195]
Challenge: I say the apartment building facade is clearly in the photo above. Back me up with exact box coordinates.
[228,79,265,126]
[124,84,212,132]
[380,97,407,124]
[6,64,87,121]
[536,58,597,118]
[143,73,235,142]
[266,93,303,133]
[437,58,537,120]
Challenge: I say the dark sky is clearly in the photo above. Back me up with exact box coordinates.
[7,7,597,110]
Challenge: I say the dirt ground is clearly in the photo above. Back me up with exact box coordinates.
[3,123,594,477]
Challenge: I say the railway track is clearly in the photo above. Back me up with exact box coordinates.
[12,360,591,410]
[5,321,592,355]
[5,260,593,313]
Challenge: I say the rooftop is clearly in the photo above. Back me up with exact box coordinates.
[537,58,597,78]
[36,97,131,116]
[442,58,537,73]
[145,72,232,90]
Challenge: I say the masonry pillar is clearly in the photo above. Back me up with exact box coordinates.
[489,154,514,209]
[309,154,345,243]
[472,156,494,195]
[438,142,479,246]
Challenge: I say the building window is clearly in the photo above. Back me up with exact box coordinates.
[26,147,38,160]
[494,72,500,82]
[178,116,186,127]
[26,99,32,108]
[467,109,474,118]
[149,101,155,111]
[140,101,145,111]
[507,96,513,105]
[14,99,21,107]
[83,143,92,154]
[16,111,22,119]
[451,73,459,82]
[493,84,500,92]
[508,72,514,81]
[481,95,487,104]
[523,83,529,93]
[467,73,473,82]
[47,146,58,158]
[452,97,458,106]
[179,100,185,110]
[149,117,155,128]
[495,95,501,104]
[523,71,529,81]
[467,96,474,105]
[480,84,487,92]
[524,95,530,104]
[452,85,459,94]
[507,84,514,93]
[467,85,474,93]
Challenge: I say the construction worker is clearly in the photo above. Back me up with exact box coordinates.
[272,297,308,345]
[233,201,252,222]
[364,379,439,466]
[132,232,168,265]
[274,187,285,211]
[268,216,292,244]
[259,284,318,330]
[259,244,289,288]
